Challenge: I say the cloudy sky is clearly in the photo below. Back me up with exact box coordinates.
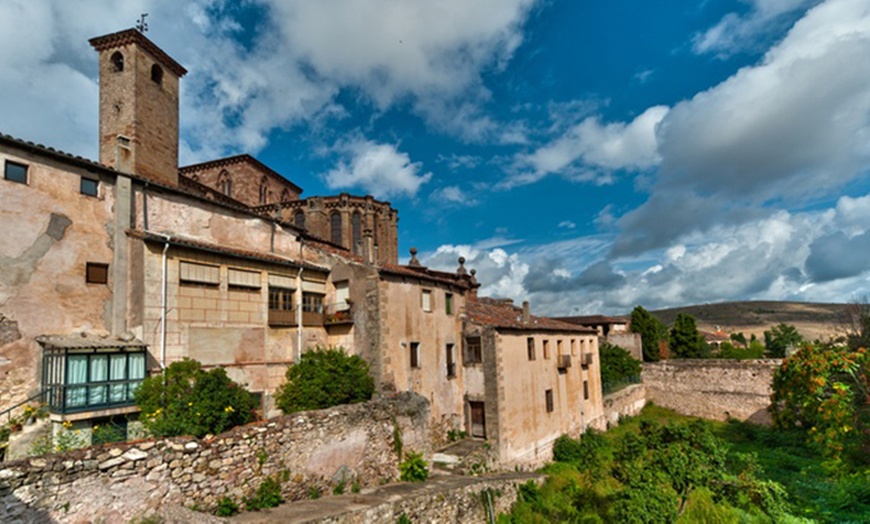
[2,0,870,315]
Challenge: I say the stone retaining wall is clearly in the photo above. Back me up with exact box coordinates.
[641,359,781,424]
[0,393,429,523]
[595,383,646,429]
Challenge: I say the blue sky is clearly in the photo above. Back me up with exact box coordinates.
[3,0,870,315]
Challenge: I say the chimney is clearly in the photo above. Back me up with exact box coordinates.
[362,228,374,265]
[522,301,530,324]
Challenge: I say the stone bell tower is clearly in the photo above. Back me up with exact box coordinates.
[89,28,187,186]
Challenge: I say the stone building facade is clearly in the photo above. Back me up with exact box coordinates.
[0,27,603,469]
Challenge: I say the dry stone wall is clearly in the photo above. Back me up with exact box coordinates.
[641,359,781,424]
[0,393,429,523]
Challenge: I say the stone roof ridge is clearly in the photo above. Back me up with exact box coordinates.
[179,154,303,194]
[89,28,187,77]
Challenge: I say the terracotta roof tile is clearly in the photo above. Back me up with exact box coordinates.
[468,297,597,333]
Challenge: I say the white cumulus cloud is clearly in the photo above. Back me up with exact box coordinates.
[323,136,432,198]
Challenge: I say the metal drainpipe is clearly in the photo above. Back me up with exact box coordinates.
[147,231,172,370]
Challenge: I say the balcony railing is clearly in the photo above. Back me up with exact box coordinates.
[324,302,354,326]
[557,354,572,369]
[44,380,141,415]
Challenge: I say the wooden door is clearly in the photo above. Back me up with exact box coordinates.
[470,401,486,438]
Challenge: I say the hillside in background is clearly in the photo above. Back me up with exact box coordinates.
[649,301,851,341]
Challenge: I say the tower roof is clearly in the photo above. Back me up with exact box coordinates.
[89,28,187,77]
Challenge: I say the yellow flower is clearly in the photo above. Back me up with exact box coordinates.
[224,405,235,413]
[62,420,73,429]
[93,425,99,430]
[188,402,193,406]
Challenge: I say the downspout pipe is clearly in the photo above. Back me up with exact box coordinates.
[146,231,172,371]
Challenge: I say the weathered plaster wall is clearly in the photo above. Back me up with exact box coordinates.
[0,393,429,524]
[494,332,603,469]
[377,275,466,446]
[0,150,116,409]
[606,332,643,361]
[641,359,781,424]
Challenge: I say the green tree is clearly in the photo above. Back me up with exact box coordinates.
[770,343,869,468]
[135,358,257,438]
[763,323,803,358]
[669,314,708,359]
[630,306,667,362]
[729,332,747,346]
[275,346,374,413]
[599,343,642,387]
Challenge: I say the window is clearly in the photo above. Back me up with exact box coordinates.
[422,289,432,312]
[543,340,550,360]
[410,342,420,369]
[352,212,362,255]
[269,287,294,311]
[218,170,232,197]
[464,336,482,364]
[527,337,536,361]
[294,210,305,229]
[330,212,343,246]
[302,292,324,313]
[281,188,291,202]
[4,161,27,184]
[445,293,453,315]
[42,349,145,414]
[335,281,350,311]
[86,262,109,284]
[557,340,563,357]
[151,64,163,84]
[446,343,456,378]
[545,389,554,413]
[111,51,124,72]
[258,176,270,204]
[583,380,589,400]
[179,261,219,286]
[81,177,99,197]
[571,339,576,356]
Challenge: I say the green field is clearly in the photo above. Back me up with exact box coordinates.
[500,405,869,523]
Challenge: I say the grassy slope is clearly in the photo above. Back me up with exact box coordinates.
[504,405,869,523]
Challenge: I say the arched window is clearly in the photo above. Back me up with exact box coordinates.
[294,211,305,229]
[218,170,232,197]
[280,188,291,202]
[258,176,270,204]
[330,212,343,246]
[151,64,163,84]
[373,215,379,245]
[111,52,124,72]
[352,212,362,255]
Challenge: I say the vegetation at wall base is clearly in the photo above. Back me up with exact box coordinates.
[599,343,642,393]
[399,450,429,482]
[244,476,284,511]
[500,405,869,523]
[274,346,375,413]
[134,358,258,439]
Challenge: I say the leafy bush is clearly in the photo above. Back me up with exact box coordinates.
[274,346,375,413]
[214,497,239,517]
[717,341,764,360]
[599,343,641,386]
[135,358,257,438]
[244,476,284,511]
[552,435,584,463]
[399,451,429,482]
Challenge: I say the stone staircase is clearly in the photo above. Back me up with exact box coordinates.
[431,439,497,476]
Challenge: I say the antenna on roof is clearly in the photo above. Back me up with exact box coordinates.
[135,13,149,33]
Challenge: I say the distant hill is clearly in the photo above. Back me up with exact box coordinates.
[649,301,851,341]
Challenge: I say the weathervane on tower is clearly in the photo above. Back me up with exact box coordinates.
[135,13,149,33]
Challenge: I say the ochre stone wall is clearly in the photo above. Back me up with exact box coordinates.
[0,393,429,524]
[641,359,781,424]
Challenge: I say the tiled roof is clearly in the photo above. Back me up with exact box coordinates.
[379,263,474,289]
[179,154,303,194]
[553,314,629,326]
[128,229,328,272]
[89,29,187,77]
[468,297,597,333]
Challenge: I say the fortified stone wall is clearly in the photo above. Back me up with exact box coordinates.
[0,393,429,524]
[641,359,781,424]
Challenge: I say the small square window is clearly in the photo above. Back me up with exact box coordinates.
[545,389,554,413]
[421,290,432,312]
[86,262,109,284]
[81,177,99,197]
[410,342,420,368]
[543,340,550,360]
[4,161,27,184]
[464,336,482,364]
[527,337,536,361]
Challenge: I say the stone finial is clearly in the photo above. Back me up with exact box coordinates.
[469,268,478,285]
[456,256,467,276]
[409,247,422,267]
